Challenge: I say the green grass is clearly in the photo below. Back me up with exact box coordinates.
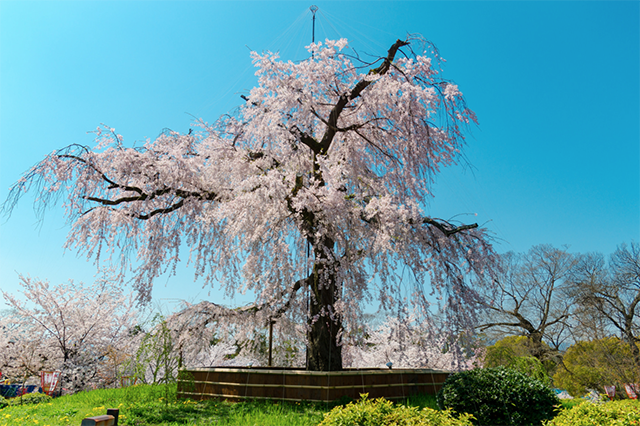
[0,385,625,426]
[0,385,440,426]
[0,384,327,425]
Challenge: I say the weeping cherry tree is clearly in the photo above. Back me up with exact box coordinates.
[4,36,495,371]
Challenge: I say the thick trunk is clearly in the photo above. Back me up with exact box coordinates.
[527,331,547,360]
[627,335,640,370]
[307,241,343,371]
[623,317,640,370]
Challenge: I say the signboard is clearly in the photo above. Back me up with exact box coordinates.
[120,376,138,387]
[41,371,61,396]
[625,383,639,399]
[604,385,616,400]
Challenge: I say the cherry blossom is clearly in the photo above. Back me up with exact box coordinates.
[3,36,496,370]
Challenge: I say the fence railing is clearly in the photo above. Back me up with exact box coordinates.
[177,367,450,403]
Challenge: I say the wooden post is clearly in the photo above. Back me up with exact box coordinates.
[80,408,119,426]
[107,409,119,425]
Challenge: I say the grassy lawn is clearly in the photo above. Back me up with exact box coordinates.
[0,384,439,426]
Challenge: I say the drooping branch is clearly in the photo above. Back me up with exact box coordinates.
[421,217,478,237]
[319,39,409,154]
[236,275,310,320]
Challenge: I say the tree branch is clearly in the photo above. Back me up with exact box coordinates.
[319,39,409,154]
[421,217,478,237]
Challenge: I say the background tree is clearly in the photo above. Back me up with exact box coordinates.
[477,245,576,363]
[3,37,495,371]
[570,243,640,369]
[0,314,49,386]
[1,275,137,392]
[342,315,482,372]
[553,337,640,398]
[483,336,553,385]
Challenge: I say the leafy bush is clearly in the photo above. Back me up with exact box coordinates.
[8,392,52,406]
[553,337,640,397]
[319,393,474,426]
[484,336,556,383]
[544,400,640,426]
[437,367,559,426]
[0,395,7,409]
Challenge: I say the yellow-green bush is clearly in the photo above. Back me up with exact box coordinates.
[553,337,640,397]
[484,336,556,382]
[318,394,474,426]
[7,392,52,406]
[545,400,640,426]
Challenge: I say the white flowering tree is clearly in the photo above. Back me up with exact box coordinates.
[342,315,482,372]
[3,36,495,371]
[0,276,137,391]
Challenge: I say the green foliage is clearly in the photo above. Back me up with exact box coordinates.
[485,336,533,359]
[319,393,474,426]
[405,393,440,411]
[437,367,559,426]
[8,392,52,406]
[559,398,585,411]
[0,395,6,409]
[484,336,556,382]
[544,400,640,426]
[0,383,325,425]
[132,314,181,386]
[553,337,640,397]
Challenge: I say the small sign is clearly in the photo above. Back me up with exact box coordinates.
[120,376,138,387]
[604,385,616,400]
[41,371,61,396]
[625,383,638,399]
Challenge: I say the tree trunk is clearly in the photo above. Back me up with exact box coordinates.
[623,315,640,370]
[307,241,343,371]
[527,331,547,360]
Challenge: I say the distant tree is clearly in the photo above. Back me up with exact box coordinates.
[3,36,495,370]
[342,315,481,372]
[0,313,49,385]
[0,275,137,392]
[553,337,640,397]
[477,245,577,362]
[570,243,640,369]
[483,336,553,385]
[165,300,305,369]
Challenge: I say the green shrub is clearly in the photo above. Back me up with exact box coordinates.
[318,393,474,426]
[8,392,53,406]
[544,400,640,426]
[0,395,7,409]
[437,367,559,426]
[553,337,640,397]
[484,336,556,383]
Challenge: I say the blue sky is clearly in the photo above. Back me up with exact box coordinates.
[1,1,638,310]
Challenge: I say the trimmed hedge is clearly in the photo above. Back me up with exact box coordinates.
[545,400,640,426]
[7,392,52,406]
[437,367,559,426]
[319,393,474,426]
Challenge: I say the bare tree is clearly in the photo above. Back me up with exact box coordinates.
[477,245,577,361]
[571,242,640,369]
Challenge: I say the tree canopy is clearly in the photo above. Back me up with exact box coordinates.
[3,36,495,370]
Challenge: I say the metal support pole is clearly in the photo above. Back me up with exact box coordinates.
[310,5,318,44]
[268,318,274,367]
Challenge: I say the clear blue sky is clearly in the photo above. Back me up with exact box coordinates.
[1,1,638,310]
